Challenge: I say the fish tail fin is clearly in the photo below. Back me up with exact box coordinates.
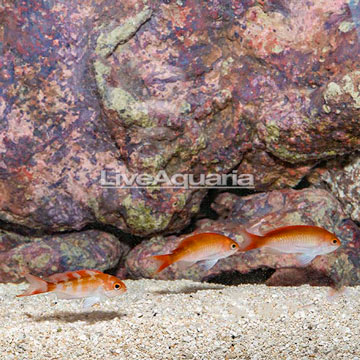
[238,228,262,252]
[151,254,173,273]
[16,273,51,297]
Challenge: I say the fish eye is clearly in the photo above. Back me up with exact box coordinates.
[114,283,121,290]
[231,243,237,249]
[332,239,338,244]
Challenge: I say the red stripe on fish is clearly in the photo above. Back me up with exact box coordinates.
[47,269,102,283]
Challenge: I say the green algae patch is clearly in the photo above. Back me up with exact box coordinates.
[264,121,280,143]
[263,121,315,162]
[141,154,169,172]
[272,44,284,54]
[270,145,309,163]
[221,57,234,76]
[94,59,154,128]
[109,87,154,127]
[324,72,360,109]
[322,104,331,113]
[179,101,191,115]
[172,192,188,212]
[175,133,208,160]
[268,140,338,163]
[123,195,172,234]
[94,59,111,96]
[339,21,355,33]
[96,7,152,58]
[190,133,207,155]
[94,6,156,129]
[342,73,360,109]
[87,197,109,223]
[324,82,343,103]
[190,203,200,214]
[263,120,339,163]
[32,251,51,268]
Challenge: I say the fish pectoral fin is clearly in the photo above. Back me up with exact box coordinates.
[199,259,218,271]
[55,292,78,300]
[261,247,283,255]
[296,253,316,266]
[176,260,197,271]
[83,296,101,309]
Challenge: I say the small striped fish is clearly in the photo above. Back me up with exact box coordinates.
[16,269,127,308]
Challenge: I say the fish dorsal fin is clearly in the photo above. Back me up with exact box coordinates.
[246,218,267,236]
[47,269,102,283]
[246,227,264,237]
[239,229,264,251]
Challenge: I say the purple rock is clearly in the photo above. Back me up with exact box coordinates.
[1,0,359,238]
[0,230,128,283]
[124,188,360,288]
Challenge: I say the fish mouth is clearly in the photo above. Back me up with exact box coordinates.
[227,249,239,257]
[322,245,341,255]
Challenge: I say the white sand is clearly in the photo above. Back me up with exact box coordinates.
[0,280,359,360]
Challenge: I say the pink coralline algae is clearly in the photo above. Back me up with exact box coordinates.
[1,0,360,285]
[1,0,360,236]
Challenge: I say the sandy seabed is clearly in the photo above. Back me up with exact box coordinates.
[0,279,359,360]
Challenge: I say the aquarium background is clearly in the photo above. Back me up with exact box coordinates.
[1,0,360,288]
[1,0,360,358]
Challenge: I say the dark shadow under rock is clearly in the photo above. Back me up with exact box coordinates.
[205,268,276,286]
[265,268,334,287]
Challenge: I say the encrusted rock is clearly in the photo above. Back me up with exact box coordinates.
[236,150,315,190]
[309,155,360,223]
[1,0,360,236]
[0,230,127,282]
[124,188,360,288]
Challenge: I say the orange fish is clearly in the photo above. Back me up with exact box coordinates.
[17,269,127,308]
[151,232,240,273]
[240,225,341,265]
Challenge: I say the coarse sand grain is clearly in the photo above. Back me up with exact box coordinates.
[0,279,359,360]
